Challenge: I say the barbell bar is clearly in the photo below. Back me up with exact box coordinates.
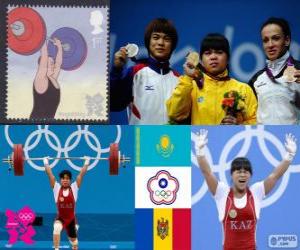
[10,23,70,51]
[2,143,130,176]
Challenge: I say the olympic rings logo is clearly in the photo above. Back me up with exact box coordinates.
[18,212,34,221]
[191,125,300,208]
[155,190,172,199]
[4,125,121,171]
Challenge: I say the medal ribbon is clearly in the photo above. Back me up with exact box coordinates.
[265,56,294,83]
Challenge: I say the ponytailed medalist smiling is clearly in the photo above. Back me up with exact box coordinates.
[249,17,300,125]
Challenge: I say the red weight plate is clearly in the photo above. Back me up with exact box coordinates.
[109,143,119,175]
[8,7,46,55]
[13,144,24,176]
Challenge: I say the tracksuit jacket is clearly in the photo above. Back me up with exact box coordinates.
[110,57,179,125]
[167,70,257,125]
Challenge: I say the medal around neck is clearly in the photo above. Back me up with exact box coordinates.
[283,65,297,83]
[186,51,200,67]
[229,209,237,219]
[185,51,200,75]
[185,51,204,89]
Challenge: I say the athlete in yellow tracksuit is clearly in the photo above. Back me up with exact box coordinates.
[167,33,257,125]
[167,71,257,125]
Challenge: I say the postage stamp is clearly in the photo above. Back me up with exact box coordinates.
[1,0,109,123]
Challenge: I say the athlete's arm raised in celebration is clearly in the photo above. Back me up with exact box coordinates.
[195,129,218,195]
[44,157,56,188]
[76,156,90,188]
[264,133,297,195]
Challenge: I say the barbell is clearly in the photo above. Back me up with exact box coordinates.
[8,7,88,70]
[2,143,130,176]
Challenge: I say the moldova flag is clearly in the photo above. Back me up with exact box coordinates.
[135,126,191,250]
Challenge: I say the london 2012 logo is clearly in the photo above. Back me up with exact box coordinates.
[147,170,179,205]
[5,206,36,247]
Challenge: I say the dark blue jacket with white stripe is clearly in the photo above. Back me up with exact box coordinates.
[110,57,179,124]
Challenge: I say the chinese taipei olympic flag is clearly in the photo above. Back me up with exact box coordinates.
[135,126,191,250]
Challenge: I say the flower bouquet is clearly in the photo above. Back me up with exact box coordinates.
[221,90,245,124]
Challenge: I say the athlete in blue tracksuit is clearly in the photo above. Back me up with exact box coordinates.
[110,18,179,125]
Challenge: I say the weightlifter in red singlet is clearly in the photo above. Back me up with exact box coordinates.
[195,130,297,250]
[44,156,90,250]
